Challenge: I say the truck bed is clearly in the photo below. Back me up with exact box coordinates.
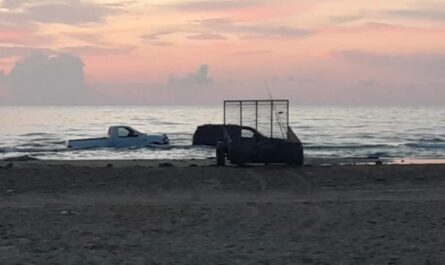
[67,137,109,149]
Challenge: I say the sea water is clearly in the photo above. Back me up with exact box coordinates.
[0,105,444,160]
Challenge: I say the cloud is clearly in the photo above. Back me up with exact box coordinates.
[142,30,178,40]
[61,45,136,56]
[163,64,224,104]
[90,65,217,105]
[141,17,311,45]
[198,18,232,26]
[197,18,312,38]
[233,50,271,55]
[358,78,377,88]
[362,22,400,30]
[330,4,445,25]
[242,25,311,38]
[333,50,445,81]
[329,14,364,24]
[142,26,227,43]
[0,22,32,32]
[332,50,445,69]
[141,30,179,45]
[64,32,104,44]
[0,0,120,25]
[0,24,53,45]
[0,53,88,104]
[1,0,29,9]
[26,0,119,24]
[0,44,132,61]
[384,8,445,21]
[0,22,34,36]
[187,33,226,40]
[0,45,54,59]
[149,41,174,46]
[165,0,265,11]
[168,64,212,86]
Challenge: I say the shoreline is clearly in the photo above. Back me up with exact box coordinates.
[2,156,445,168]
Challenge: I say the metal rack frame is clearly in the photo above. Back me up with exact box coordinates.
[223,99,289,139]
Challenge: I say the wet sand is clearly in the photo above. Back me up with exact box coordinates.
[1,160,445,264]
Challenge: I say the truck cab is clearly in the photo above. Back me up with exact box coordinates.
[67,126,169,149]
[108,126,163,148]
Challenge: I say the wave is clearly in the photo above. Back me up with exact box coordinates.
[0,146,67,153]
[404,143,445,149]
[0,144,211,154]
[20,133,56,137]
[305,144,391,150]
[418,137,444,143]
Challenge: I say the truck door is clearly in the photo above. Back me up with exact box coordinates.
[115,127,140,147]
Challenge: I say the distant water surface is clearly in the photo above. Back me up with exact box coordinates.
[0,105,444,160]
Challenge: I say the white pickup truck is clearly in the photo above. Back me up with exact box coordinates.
[67,126,169,149]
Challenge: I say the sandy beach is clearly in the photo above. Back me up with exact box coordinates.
[1,160,445,264]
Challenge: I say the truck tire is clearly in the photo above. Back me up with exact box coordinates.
[286,147,304,166]
[216,142,226,166]
[292,148,304,166]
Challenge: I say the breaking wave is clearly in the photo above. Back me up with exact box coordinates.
[405,143,445,149]
[305,144,390,150]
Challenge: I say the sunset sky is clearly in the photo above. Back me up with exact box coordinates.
[0,0,444,105]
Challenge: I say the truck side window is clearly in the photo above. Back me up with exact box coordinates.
[118,127,131,137]
[241,128,255,138]
[127,128,139,137]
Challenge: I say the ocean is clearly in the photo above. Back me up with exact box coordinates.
[0,105,444,160]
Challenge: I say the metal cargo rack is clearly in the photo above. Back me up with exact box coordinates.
[223,99,290,140]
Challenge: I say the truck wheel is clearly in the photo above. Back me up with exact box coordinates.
[296,148,304,166]
[216,142,226,166]
[287,148,304,166]
[292,148,304,166]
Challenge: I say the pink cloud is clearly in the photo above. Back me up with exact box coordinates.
[231,3,311,21]
[0,23,51,45]
[0,31,25,42]
[0,24,31,42]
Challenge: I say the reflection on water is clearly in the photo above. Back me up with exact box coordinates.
[0,105,444,160]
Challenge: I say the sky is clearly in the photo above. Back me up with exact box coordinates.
[0,0,444,105]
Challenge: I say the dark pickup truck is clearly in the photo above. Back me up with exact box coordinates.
[193,124,304,166]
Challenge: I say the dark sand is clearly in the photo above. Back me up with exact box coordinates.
[1,160,445,264]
